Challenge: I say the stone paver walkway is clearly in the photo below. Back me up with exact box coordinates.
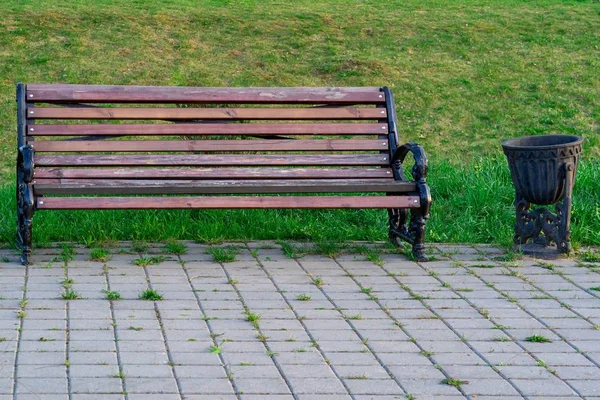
[1,242,599,400]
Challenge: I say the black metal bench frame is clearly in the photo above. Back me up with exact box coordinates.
[16,83,431,264]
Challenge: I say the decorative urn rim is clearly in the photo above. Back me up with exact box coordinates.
[502,134,583,152]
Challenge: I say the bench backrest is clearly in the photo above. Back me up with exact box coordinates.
[19,84,401,190]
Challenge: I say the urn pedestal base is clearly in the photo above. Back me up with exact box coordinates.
[502,134,583,260]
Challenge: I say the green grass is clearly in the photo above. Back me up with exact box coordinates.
[61,289,82,300]
[525,334,552,343]
[133,256,166,267]
[164,240,187,255]
[138,288,163,301]
[296,294,311,301]
[0,0,599,248]
[441,378,468,388]
[89,248,111,263]
[103,290,121,300]
[207,246,239,263]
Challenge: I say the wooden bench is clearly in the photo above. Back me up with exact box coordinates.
[16,83,431,264]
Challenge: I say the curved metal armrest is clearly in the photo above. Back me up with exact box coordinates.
[391,142,428,183]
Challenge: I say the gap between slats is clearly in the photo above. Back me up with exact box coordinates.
[34,179,414,195]
[34,154,389,167]
[32,139,389,152]
[34,167,393,180]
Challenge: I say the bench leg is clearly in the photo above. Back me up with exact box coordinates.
[17,183,34,265]
[389,207,428,262]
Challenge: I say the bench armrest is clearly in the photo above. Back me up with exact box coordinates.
[390,142,428,184]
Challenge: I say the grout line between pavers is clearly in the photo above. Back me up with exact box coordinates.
[468,261,600,370]
[332,258,470,400]
[246,244,357,400]
[64,261,73,400]
[104,262,129,400]
[398,260,534,399]
[293,257,409,398]
[11,261,29,400]
[216,255,299,399]
[177,256,241,400]
[541,262,600,300]
[140,261,184,400]
[429,260,585,399]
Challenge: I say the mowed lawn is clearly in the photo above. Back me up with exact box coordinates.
[0,0,598,247]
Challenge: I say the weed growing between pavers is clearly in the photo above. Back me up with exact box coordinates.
[579,249,600,263]
[103,290,121,300]
[133,256,167,266]
[206,246,239,263]
[138,289,163,301]
[296,294,311,301]
[89,248,111,263]
[164,240,187,255]
[441,378,468,388]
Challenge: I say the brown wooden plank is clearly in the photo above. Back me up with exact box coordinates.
[29,107,387,120]
[34,178,415,195]
[26,85,385,104]
[33,139,388,152]
[34,154,389,167]
[34,167,393,179]
[35,195,420,209]
[28,123,386,136]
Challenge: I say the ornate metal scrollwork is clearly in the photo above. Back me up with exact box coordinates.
[388,142,431,261]
[17,145,35,264]
[514,197,571,253]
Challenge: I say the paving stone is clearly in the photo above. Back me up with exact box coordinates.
[16,378,68,394]
[70,378,123,394]
[178,378,235,394]
[124,377,179,393]
[286,377,347,394]
[511,378,579,396]
[460,378,521,396]
[343,378,404,395]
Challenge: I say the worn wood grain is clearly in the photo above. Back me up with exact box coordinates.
[36,195,420,209]
[33,139,388,152]
[26,85,386,104]
[28,123,386,136]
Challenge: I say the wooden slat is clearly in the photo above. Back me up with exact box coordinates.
[35,195,420,210]
[26,85,385,104]
[34,179,415,195]
[34,154,389,167]
[28,123,386,136]
[29,107,387,120]
[33,139,388,152]
[34,167,392,179]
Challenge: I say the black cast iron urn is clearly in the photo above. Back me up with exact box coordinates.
[502,135,583,258]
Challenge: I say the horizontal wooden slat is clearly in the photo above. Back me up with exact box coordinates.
[28,123,386,136]
[26,85,385,104]
[36,195,420,209]
[33,139,388,152]
[29,107,386,120]
[34,179,414,195]
[34,167,392,180]
[34,154,389,167]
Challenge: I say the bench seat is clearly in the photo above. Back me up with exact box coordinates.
[16,83,431,264]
